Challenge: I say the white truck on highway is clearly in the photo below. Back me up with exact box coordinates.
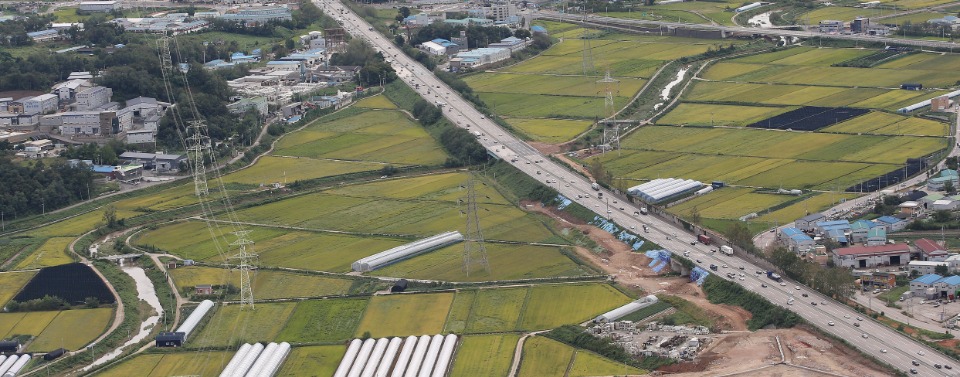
[591,182,600,191]
[720,245,734,255]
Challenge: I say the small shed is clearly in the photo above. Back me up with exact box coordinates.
[43,348,67,361]
[167,261,178,269]
[0,341,20,353]
[391,279,408,293]
[155,332,185,347]
[901,83,923,90]
[195,285,213,295]
[156,332,187,347]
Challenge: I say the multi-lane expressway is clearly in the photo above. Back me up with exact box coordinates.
[535,11,960,51]
[316,1,958,374]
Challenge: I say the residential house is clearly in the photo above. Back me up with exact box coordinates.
[860,271,897,289]
[831,243,911,268]
[910,273,942,297]
[795,213,826,232]
[899,201,921,216]
[195,285,214,295]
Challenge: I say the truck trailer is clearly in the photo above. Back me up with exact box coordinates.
[720,245,733,255]
[698,234,712,245]
[767,271,782,282]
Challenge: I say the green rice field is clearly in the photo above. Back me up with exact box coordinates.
[276,345,344,376]
[221,156,383,185]
[277,299,368,343]
[518,336,642,377]
[274,109,447,166]
[168,266,356,299]
[449,334,520,377]
[504,118,593,143]
[14,237,75,270]
[443,284,629,333]
[194,302,298,347]
[355,293,454,338]
[370,243,589,282]
[96,351,232,377]
[0,271,36,306]
[0,308,112,351]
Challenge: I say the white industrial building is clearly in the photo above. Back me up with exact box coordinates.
[909,261,949,276]
[219,6,292,25]
[79,1,119,12]
[795,213,825,232]
[831,243,911,268]
[352,231,463,272]
[628,178,703,203]
[594,295,659,322]
[18,94,59,115]
[333,334,458,377]
[74,86,113,111]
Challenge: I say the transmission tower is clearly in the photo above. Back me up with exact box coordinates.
[582,36,595,76]
[598,70,620,151]
[462,176,489,276]
[157,36,257,310]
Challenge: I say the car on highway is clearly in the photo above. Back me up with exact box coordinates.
[854,322,860,327]
[795,286,800,290]
[811,302,817,306]
[861,334,868,338]
[857,316,863,321]
[802,293,808,297]
[918,351,924,356]
[780,282,787,286]
[761,283,767,288]
[909,369,917,374]
[828,321,834,326]
[880,349,886,353]
[721,264,727,268]
[912,360,920,366]
[935,364,942,369]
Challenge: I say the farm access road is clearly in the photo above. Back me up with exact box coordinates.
[322,0,959,374]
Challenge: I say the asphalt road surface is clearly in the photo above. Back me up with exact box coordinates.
[316,1,958,374]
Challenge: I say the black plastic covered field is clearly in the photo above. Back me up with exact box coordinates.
[748,106,870,131]
[13,263,115,305]
[846,158,928,192]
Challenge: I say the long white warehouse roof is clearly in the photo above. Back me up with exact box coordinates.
[176,300,215,340]
[595,295,659,322]
[352,231,463,272]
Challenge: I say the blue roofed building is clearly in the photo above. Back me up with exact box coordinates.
[849,220,875,243]
[866,227,886,246]
[231,51,261,64]
[911,273,943,296]
[789,233,815,253]
[873,215,907,233]
[531,25,547,34]
[934,275,960,299]
[27,29,59,42]
[449,47,510,72]
[420,38,459,55]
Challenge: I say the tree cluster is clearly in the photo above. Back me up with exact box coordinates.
[0,14,55,47]
[703,276,802,330]
[61,15,126,46]
[770,247,856,299]
[0,157,95,218]
[329,39,397,87]
[4,295,69,312]
[60,140,127,166]
[409,23,514,49]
